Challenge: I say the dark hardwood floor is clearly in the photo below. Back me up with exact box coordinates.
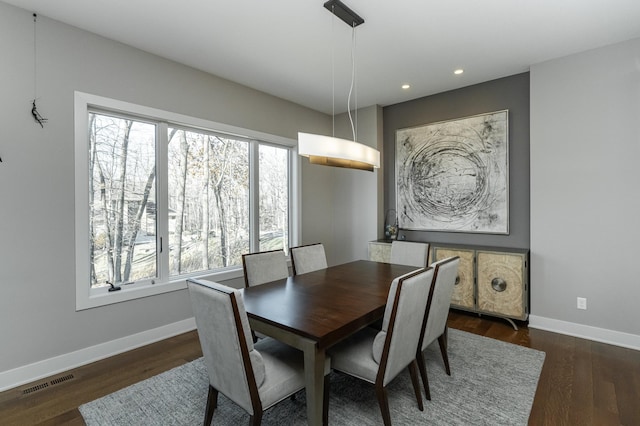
[1,310,639,425]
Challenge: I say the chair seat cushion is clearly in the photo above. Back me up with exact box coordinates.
[255,338,331,410]
[327,327,379,384]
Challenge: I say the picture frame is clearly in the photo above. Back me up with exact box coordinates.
[395,110,509,234]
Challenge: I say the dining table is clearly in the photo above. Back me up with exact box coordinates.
[241,260,420,426]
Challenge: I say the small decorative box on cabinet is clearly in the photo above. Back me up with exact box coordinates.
[432,245,529,329]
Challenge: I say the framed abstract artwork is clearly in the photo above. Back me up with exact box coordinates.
[396,110,509,234]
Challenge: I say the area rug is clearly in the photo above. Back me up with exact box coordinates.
[80,329,545,425]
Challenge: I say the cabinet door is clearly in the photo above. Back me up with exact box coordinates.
[368,242,391,263]
[434,247,475,310]
[476,251,527,319]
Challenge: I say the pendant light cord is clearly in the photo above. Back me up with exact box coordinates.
[31,13,47,127]
[331,6,335,138]
[33,13,37,101]
[347,24,357,142]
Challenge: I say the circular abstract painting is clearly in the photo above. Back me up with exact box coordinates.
[396,111,508,233]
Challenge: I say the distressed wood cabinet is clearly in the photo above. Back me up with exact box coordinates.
[431,246,475,310]
[368,240,392,263]
[368,240,529,328]
[432,245,529,328]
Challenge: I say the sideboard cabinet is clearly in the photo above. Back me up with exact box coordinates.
[432,244,529,329]
[368,239,393,262]
[367,240,529,329]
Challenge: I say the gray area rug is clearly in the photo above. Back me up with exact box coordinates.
[80,329,545,425]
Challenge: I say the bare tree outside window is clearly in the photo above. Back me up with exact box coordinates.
[89,113,157,287]
[259,145,289,252]
[167,128,250,274]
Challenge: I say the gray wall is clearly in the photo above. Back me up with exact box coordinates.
[383,52,640,347]
[327,105,381,264]
[0,2,381,386]
[382,73,530,249]
[530,37,640,341]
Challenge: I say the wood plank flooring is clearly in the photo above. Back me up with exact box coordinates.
[1,310,639,425]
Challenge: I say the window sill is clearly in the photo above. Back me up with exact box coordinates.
[75,267,245,311]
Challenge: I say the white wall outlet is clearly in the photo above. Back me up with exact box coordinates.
[577,297,587,310]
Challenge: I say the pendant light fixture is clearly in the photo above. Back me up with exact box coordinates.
[298,0,380,172]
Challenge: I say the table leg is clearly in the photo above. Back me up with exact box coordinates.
[301,340,325,426]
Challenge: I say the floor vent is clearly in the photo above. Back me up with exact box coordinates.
[21,373,75,395]
[22,382,49,395]
[50,374,75,386]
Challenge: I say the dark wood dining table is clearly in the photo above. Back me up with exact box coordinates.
[241,260,420,426]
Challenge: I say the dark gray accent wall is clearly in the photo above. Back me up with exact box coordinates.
[382,72,530,249]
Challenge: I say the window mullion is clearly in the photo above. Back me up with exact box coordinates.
[249,140,260,253]
[290,147,301,250]
[157,121,170,282]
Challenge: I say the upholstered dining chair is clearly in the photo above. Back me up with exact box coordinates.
[390,241,430,268]
[327,268,435,426]
[290,243,328,275]
[242,249,289,287]
[241,249,290,342]
[187,278,331,426]
[416,256,460,401]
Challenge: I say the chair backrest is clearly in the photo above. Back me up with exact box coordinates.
[420,256,460,351]
[390,241,430,268]
[372,267,435,386]
[242,249,289,287]
[290,243,328,275]
[187,279,264,415]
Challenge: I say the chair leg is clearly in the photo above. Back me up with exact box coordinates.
[408,360,424,411]
[204,385,218,426]
[417,352,431,401]
[249,410,263,426]
[374,383,393,426]
[323,374,330,426]
[437,329,451,376]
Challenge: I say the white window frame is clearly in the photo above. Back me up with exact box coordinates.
[74,91,301,310]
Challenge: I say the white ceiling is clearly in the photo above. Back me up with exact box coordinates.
[4,0,640,114]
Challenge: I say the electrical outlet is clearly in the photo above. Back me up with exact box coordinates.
[577,297,587,310]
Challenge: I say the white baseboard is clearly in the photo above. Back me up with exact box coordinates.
[0,317,196,393]
[528,315,640,351]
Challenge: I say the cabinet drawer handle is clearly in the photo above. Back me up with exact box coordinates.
[491,277,507,292]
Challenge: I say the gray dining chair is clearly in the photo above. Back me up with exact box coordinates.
[242,249,289,287]
[327,267,435,426]
[242,249,290,342]
[290,243,328,275]
[390,240,430,268]
[416,256,460,400]
[187,278,331,426]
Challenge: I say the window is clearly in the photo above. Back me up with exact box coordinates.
[75,92,299,309]
[166,127,251,274]
[89,113,158,288]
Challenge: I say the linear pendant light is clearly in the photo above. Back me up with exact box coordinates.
[298,132,380,171]
[298,0,380,172]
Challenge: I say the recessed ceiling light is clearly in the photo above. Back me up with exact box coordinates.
[401,84,410,90]
[454,69,464,75]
